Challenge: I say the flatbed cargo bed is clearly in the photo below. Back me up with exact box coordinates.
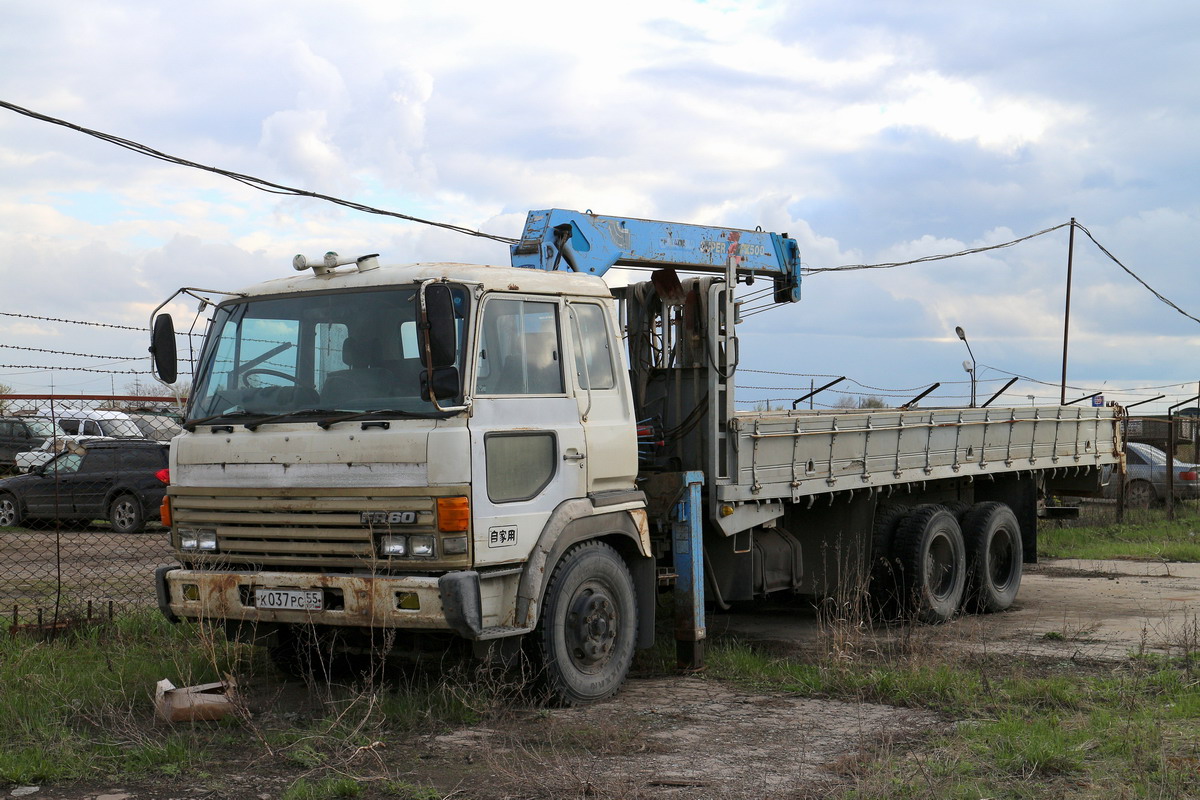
[719,405,1121,503]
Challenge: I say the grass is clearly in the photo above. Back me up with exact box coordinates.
[0,613,242,785]
[702,633,1200,799]
[3,502,1199,798]
[1039,502,1200,561]
[0,611,497,796]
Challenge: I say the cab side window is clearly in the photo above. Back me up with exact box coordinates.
[569,303,616,390]
[476,299,563,395]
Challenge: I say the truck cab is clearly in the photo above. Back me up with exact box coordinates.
[155,259,649,704]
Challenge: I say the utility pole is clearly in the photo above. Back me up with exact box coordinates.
[1059,218,1076,405]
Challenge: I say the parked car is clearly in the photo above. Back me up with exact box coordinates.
[128,412,184,442]
[14,434,110,473]
[0,417,52,473]
[0,439,168,533]
[28,408,146,439]
[1102,442,1200,507]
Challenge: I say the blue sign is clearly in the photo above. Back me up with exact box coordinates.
[1091,395,1104,407]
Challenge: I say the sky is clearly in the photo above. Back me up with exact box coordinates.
[1,1,1198,414]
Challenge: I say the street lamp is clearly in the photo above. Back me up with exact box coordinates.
[956,326,976,407]
[1027,394,1036,407]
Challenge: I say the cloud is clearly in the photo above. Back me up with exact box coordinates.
[0,1,1197,410]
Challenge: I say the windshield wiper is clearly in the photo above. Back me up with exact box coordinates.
[243,408,343,431]
[183,410,264,431]
[316,408,453,429]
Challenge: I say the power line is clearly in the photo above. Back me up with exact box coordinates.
[805,222,1071,274]
[0,99,517,245]
[1075,222,1200,326]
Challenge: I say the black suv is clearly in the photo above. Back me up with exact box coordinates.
[0,417,48,473]
[0,439,168,533]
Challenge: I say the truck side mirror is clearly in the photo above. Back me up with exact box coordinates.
[420,366,460,403]
[150,313,178,384]
[419,283,456,369]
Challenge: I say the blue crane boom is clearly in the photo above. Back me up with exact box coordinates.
[509,208,801,303]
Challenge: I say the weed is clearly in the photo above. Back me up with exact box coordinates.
[379,780,441,799]
[281,776,363,800]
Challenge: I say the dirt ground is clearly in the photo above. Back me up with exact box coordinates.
[10,557,1197,800]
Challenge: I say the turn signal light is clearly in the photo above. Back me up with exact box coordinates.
[437,496,470,532]
[160,496,172,527]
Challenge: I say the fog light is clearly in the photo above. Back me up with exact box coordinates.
[409,535,435,557]
[182,583,200,602]
[396,592,420,610]
[379,534,408,556]
[442,535,468,555]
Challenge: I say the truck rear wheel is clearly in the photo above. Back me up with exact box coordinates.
[961,502,1022,613]
[892,504,966,624]
[869,505,909,611]
[536,541,637,706]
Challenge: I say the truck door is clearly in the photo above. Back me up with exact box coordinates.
[565,300,637,493]
[469,296,586,567]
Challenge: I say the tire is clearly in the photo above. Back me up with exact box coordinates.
[869,505,909,608]
[891,504,966,624]
[1125,480,1156,509]
[943,500,971,521]
[536,541,637,706]
[109,494,145,533]
[961,502,1022,613]
[0,493,22,528]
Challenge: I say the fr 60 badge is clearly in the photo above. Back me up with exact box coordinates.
[360,511,418,525]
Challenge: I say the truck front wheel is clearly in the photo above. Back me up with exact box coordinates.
[536,541,637,706]
[892,504,966,624]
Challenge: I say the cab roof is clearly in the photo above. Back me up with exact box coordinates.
[236,261,614,300]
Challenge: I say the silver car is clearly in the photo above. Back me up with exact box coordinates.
[1103,441,1200,506]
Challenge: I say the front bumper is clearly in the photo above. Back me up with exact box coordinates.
[156,566,482,638]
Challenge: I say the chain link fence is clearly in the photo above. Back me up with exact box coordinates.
[0,394,183,627]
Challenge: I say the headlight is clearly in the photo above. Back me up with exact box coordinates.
[408,535,436,557]
[180,528,218,552]
[379,534,408,557]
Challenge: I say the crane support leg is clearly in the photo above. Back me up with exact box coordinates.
[672,470,706,670]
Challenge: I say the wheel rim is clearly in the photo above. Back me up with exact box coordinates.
[989,528,1016,590]
[565,581,619,673]
[926,533,958,600]
[1127,482,1152,507]
[0,499,14,527]
[113,500,136,530]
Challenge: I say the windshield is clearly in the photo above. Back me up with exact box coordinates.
[189,285,469,421]
[98,418,143,437]
[26,418,57,437]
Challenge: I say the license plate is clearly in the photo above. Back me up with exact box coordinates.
[254,588,323,611]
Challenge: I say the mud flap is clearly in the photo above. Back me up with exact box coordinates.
[439,570,482,638]
[156,565,180,624]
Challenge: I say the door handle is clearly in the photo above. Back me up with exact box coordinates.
[563,450,586,461]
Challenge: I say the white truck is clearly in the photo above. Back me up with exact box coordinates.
[149,210,1121,704]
